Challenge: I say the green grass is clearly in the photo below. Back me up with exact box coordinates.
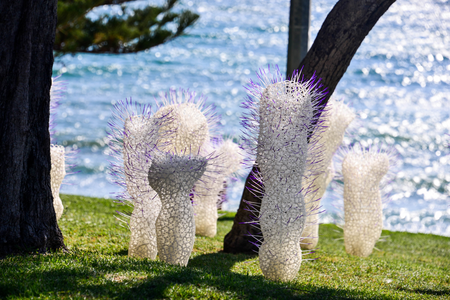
[0,194,449,299]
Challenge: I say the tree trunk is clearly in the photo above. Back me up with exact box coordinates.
[0,0,65,258]
[224,0,396,253]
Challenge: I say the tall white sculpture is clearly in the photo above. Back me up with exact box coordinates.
[108,100,163,259]
[50,144,66,220]
[242,67,326,281]
[301,98,355,250]
[342,145,391,257]
[123,115,161,259]
[193,139,243,237]
[148,152,207,266]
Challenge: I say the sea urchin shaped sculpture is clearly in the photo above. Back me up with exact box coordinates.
[342,145,391,257]
[123,115,162,259]
[242,67,327,281]
[108,100,165,259]
[149,152,207,266]
[301,98,355,250]
[50,144,66,220]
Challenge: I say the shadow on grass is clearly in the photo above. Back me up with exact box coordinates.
[395,287,450,296]
[115,249,128,256]
[0,251,399,300]
[119,252,389,300]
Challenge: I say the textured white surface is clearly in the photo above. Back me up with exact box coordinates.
[124,116,161,259]
[247,73,325,281]
[301,99,355,250]
[153,102,210,154]
[342,147,390,257]
[149,153,207,266]
[193,139,243,237]
[50,144,66,221]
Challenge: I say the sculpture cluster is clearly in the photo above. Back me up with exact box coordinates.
[241,67,327,281]
[108,90,242,266]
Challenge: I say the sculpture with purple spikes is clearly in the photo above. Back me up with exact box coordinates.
[148,152,208,266]
[123,115,162,259]
[241,66,327,281]
[108,100,164,259]
[301,98,355,250]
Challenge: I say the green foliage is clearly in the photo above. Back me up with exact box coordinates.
[0,194,449,299]
[55,0,199,55]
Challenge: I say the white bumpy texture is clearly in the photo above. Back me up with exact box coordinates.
[125,116,161,259]
[342,148,389,257]
[257,80,314,282]
[193,139,243,237]
[148,153,207,266]
[153,103,210,154]
[50,144,66,221]
[301,99,355,250]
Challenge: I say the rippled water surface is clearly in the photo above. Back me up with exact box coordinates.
[53,0,450,236]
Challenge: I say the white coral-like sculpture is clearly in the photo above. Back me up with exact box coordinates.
[148,152,207,266]
[50,144,66,220]
[301,98,355,250]
[123,115,161,259]
[342,145,391,257]
[242,67,327,281]
[193,139,243,237]
[108,100,163,259]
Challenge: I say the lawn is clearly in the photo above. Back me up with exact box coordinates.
[0,194,449,299]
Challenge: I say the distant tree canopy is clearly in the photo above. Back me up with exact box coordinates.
[55,0,199,55]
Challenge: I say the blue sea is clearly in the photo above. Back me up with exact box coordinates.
[53,0,450,237]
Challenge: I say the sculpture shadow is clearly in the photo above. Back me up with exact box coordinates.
[117,252,386,300]
[115,249,129,256]
[0,250,413,299]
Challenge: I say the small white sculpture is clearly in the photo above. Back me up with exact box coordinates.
[242,67,326,281]
[50,144,66,220]
[342,145,390,257]
[193,139,243,237]
[148,152,207,266]
[301,98,355,250]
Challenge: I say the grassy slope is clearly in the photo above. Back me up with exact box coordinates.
[0,194,448,299]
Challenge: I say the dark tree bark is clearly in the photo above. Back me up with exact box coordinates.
[0,0,66,258]
[224,0,396,253]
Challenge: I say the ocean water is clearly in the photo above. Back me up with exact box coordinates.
[53,0,450,237]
